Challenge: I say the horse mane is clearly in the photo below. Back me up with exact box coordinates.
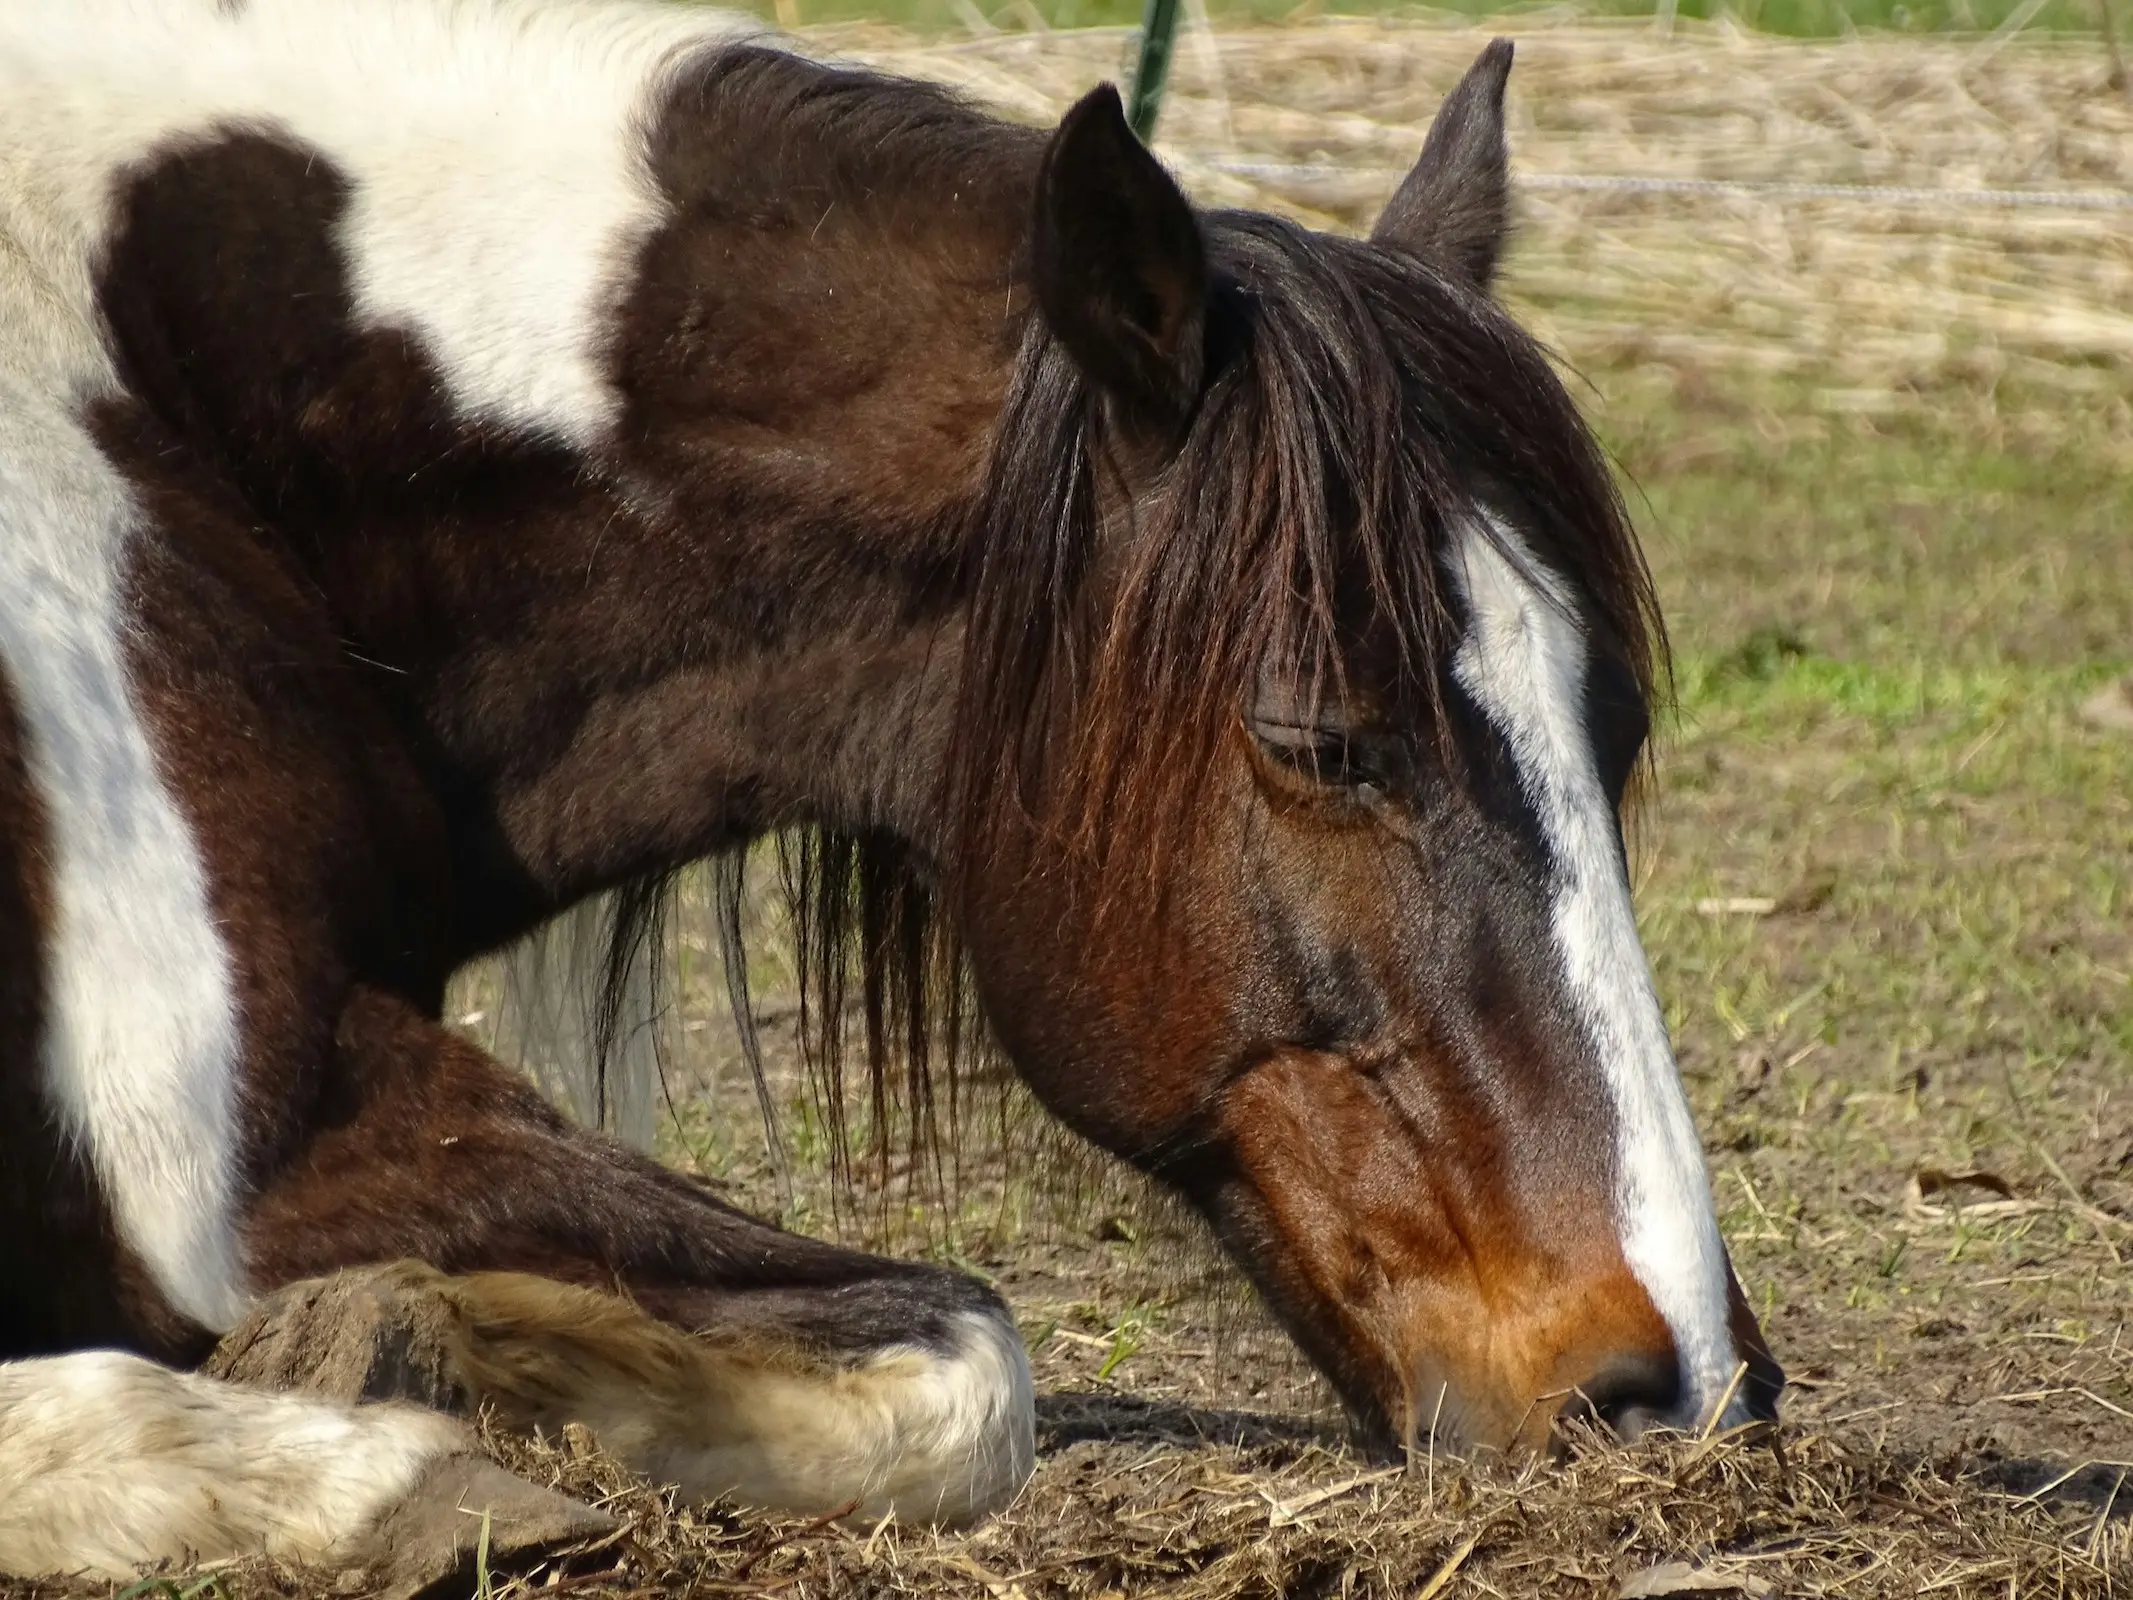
[537,194,1663,1185]
[954,214,1664,902]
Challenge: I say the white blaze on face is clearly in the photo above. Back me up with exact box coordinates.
[1448,516,1746,1426]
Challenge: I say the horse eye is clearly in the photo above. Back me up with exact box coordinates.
[1250,721,1377,790]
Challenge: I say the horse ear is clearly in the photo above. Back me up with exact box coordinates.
[1371,39,1514,290]
[1032,84,1207,425]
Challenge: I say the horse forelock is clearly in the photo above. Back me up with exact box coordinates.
[951,213,1665,909]
[697,207,1672,1203]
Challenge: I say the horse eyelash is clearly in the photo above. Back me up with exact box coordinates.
[1251,722,1397,794]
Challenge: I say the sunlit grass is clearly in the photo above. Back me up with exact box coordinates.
[703,0,2115,41]
[708,0,2107,38]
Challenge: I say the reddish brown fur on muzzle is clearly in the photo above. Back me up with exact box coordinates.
[1215,1047,1744,1454]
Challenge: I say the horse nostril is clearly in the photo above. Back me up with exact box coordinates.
[1557,1350,1682,1442]
[1740,1342,1786,1424]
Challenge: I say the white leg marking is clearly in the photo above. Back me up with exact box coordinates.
[1449,517,1745,1426]
[673,1305,1039,1525]
[446,1274,1036,1526]
[0,1351,462,1579]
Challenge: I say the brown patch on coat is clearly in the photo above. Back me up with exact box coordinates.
[1213,1046,1676,1450]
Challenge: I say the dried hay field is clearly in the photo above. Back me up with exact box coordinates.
[25,15,2133,1600]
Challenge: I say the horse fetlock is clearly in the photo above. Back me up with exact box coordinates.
[220,1260,1033,1527]
[451,1275,1036,1526]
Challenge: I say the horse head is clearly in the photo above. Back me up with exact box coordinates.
[943,44,1783,1453]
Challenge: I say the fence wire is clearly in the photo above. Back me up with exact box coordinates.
[1190,160,2133,211]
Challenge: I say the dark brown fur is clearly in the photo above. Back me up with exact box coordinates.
[77,83,1010,1364]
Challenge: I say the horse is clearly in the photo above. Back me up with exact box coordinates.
[0,0,1782,1579]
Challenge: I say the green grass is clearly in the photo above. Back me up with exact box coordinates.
[1593,381,2133,1452]
[1678,653,2120,732]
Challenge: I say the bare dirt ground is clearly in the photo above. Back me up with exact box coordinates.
[14,16,2127,1600]
[608,19,2133,1595]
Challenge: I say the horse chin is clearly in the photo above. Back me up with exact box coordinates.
[1333,1353,1585,1463]
[1395,1364,1540,1458]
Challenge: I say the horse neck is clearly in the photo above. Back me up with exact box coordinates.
[354,55,1040,946]
[78,33,1041,952]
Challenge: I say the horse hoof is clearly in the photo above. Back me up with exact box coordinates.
[350,1453,619,1600]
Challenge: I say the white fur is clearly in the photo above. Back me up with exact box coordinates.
[792,1306,1038,1525]
[0,0,758,448]
[0,1351,463,1579]
[667,1305,1037,1525]
[1448,518,1746,1427]
[0,0,756,1328]
[0,152,248,1330]
[462,1283,1039,1526]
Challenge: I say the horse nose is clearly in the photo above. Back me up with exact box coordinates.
[1555,1349,1681,1442]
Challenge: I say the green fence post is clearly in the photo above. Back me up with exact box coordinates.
[1126,0,1182,143]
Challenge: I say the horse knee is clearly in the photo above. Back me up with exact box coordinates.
[445,1270,1035,1526]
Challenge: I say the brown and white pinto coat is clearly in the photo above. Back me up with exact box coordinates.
[0,0,1776,1578]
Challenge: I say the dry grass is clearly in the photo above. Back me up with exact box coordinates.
[468,1413,2122,1598]
[528,1417,2129,1596]
[819,13,2133,457]
[52,1412,2112,1599]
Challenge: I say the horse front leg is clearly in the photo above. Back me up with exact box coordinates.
[240,985,1033,1525]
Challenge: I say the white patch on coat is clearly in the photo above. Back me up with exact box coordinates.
[0,0,758,449]
[0,1350,464,1579]
[1447,517,1745,1426]
[0,266,247,1330]
[0,0,753,1328]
